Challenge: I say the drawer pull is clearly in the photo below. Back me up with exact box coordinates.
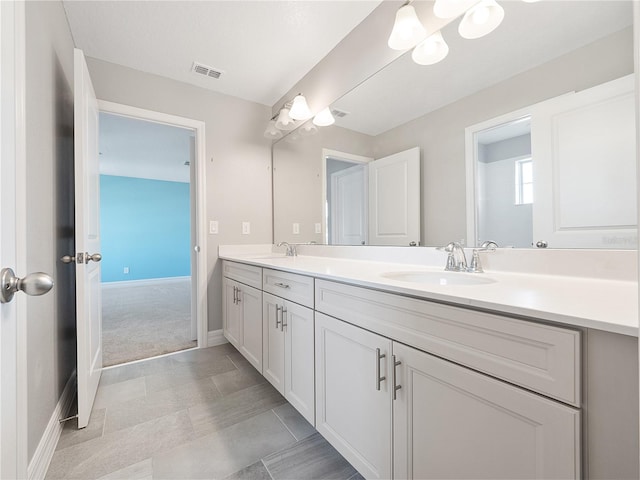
[281,307,287,331]
[393,355,402,400]
[376,348,386,391]
[275,305,282,330]
[274,282,291,289]
[233,286,237,304]
[236,287,241,304]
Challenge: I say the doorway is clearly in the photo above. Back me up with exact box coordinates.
[97,103,207,366]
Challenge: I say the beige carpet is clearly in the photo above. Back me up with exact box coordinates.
[102,278,196,367]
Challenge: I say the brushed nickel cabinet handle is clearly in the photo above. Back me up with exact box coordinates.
[376,348,386,391]
[275,305,282,330]
[393,355,402,400]
[281,306,287,331]
[274,282,290,289]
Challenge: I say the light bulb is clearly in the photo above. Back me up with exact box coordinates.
[275,107,296,131]
[412,31,449,66]
[458,0,504,39]
[388,4,427,50]
[472,5,490,24]
[289,94,312,120]
[313,107,335,127]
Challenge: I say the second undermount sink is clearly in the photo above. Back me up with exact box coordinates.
[381,270,496,286]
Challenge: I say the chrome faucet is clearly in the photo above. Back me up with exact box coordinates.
[442,242,468,272]
[277,241,297,257]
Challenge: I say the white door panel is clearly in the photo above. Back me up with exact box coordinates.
[330,165,367,245]
[368,147,420,246]
[74,48,103,429]
[532,75,636,248]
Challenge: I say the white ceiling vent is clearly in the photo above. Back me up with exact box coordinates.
[331,108,349,118]
[192,62,223,79]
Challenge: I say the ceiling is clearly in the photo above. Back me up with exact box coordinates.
[99,113,194,183]
[331,1,633,136]
[63,1,381,106]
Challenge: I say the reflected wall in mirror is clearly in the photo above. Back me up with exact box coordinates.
[272,1,636,248]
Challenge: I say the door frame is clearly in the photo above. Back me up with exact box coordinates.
[321,149,372,244]
[97,100,209,349]
[0,0,28,477]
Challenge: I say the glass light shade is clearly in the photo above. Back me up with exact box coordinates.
[387,4,427,50]
[433,0,475,19]
[412,31,449,65]
[458,0,504,39]
[263,120,283,139]
[299,122,318,136]
[275,107,296,131]
[289,94,312,120]
[313,107,335,127]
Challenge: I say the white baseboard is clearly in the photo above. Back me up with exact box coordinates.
[102,276,190,289]
[207,329,228,347]
[28,370,76,480]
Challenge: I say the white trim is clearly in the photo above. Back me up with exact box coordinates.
[207,329,229,347]
[96,101,208,349]
[101,276,190,289]
[27,371,76,480]
[321,148,373,245]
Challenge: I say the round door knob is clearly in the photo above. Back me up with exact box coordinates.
[1,268,54,303]
[535,240,548,248]
[86,253,102,263]
[61,255,75,264]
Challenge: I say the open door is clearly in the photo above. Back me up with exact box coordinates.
[74,48,103,428]
[368,147,421,246]
[330,164,367,245]
[531,75,636,248]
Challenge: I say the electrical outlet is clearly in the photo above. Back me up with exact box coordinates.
[209,220,219,234]
[315,223,322,234]
[292,223,300,234]
[123,267,129,274]
[242,222,251,235]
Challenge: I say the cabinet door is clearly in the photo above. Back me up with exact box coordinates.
[393,342,580,480]
[238,284,262,372]
[284,302,315,425]
[262,292,285,394]
[315,313,392,480]
[223,278,242,348]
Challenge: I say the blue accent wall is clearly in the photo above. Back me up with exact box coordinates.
[100,175,191,282]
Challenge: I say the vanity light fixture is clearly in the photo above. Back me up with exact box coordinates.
[289,94,312,120]
[388,2,428,51]
[299,122,318,136]
[275,107,296,131]
[458,0,505,39]
[412,31,449,65]
[313,107,336,127]
[263,119,283,140]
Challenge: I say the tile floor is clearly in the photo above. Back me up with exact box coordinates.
[46,344,363,480]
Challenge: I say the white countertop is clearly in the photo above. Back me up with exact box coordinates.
[219,248,639,337]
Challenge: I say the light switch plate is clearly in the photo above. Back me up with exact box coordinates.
[209,220,219,234]
[292,223,300,234]
[242,222,251,235]
[315,223,322,234]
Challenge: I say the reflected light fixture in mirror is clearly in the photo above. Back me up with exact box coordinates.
[313,107,336,126]
[388,2,428,50]
[412,31,450,65]
[275,107,296,130]
[289,94,312,120]
[263,119,283,139]
[458,0,505,39]
[299,122,318,136]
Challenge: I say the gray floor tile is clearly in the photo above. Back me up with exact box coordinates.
[347,472,366,480]
[263,433,358,480]
[171,343,237,365]
[103,376,222,434]
[272,403,316,441]
[56,408,106,451]
[152,410,295,479]
[145,356,236,394]
[225,461,273,480]
[93,377,146,410]
[212,365,266,396]
[188,382,287,437]
[96,458,153,480]
[227,351,258,372]
[46,410,195,480]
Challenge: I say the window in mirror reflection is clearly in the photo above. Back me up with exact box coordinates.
[515,158,533,206]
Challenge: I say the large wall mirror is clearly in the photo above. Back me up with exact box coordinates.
[272,1,636,249]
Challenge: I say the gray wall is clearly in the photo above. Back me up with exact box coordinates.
[25,1,77,461]
[373,27,634,246]
[86,58,273,333]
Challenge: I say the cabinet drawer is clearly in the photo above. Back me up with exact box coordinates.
[263,268,314,308]
[315,279,581,406]
[222,260,262,289]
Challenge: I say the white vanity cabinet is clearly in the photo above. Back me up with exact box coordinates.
[262,270,315,424]
[315,279,581,480]
[222,261,263,371]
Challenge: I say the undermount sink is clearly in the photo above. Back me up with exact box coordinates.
[381,270,496,286]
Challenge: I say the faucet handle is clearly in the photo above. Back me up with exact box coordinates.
[467,249,483,273]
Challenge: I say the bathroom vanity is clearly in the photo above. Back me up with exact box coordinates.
[219,245,638,480]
